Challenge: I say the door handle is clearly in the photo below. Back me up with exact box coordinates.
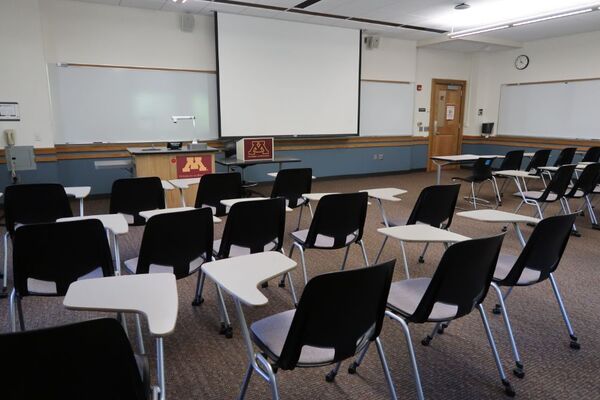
[433,120,439,135]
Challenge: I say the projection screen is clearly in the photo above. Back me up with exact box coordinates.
[216,13,361,137]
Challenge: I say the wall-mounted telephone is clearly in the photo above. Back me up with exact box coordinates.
[4,129,15,146]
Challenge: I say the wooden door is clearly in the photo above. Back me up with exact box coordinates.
[427,80,466,171]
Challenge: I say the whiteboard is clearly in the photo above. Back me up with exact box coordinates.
[359,81,414,136]
[498,80,600,139]
[48,64,219,144]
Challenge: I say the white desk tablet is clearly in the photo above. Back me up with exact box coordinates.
[221,197,293,212]
[457,209,539,247]
[139,207,222,224]
[378,224,470,243]
[65,186,91,216]
[302,192,338,202]
[360,187,407,202]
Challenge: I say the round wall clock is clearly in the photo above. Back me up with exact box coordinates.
[515,54,529,70]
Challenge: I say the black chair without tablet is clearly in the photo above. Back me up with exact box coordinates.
[110,177,165,225]
[270,168,313,230]
[452,157,501,209]
[194,172,243,217]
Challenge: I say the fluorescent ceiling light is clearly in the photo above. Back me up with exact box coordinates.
[450,25,510,39]
[513,8,593,26]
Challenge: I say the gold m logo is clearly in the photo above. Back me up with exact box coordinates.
[182,157,208,173]
[248,141,269,156]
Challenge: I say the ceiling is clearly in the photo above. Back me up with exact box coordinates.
[73,0,600,49]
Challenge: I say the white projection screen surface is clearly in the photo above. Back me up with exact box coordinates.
[216,13,361,137]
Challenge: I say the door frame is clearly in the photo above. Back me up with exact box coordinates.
[426,79,467,171]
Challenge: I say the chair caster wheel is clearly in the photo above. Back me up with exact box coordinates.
[191,298,204,306]
[421,336,432,346]
[502,380,516,397]
[347,362,358,374]
[492,304,502,315]
[261,282,269,288]
[571,231,581,237]
[570,340,581,350]
[325,371,337,382]
[278,281,286,288]
[219,323,233,338]
[418,256,425,264]
[513,367,524,379]
[501,226,508,232]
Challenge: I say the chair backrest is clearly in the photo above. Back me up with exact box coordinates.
[305,192,368,249]
[406,184,460,229]
[566,163,600,197]
[109,177,165,225]
[499,214,576,286]
[470,157,495,181]
[277,260,395,370]
[525,149,551,172]
[13,219,114,297]
[553,147,577,167]
[135,208,213,278]
[582,146,600,163]
[408,234,505,323]
[217,198,286,258]
[194,172,242,217]
[270,168,312,208]
[4,183,73,235]
[538,164,576,202]
[499,150,524,171]
[1,318,148,400]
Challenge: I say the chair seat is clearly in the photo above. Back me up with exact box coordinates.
[492,254,541,285]
[387,278,458,322]
[250,310,336,367]
[213,239,278,258]
[386,218,407,228]
[124,256,204,276]
[291,229,358,248]
[26,267,105,295]
[515,191,558,201]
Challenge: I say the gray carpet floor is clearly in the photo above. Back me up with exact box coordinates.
[2,169,599,399]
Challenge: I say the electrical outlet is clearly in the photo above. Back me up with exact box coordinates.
[378,154,384,160]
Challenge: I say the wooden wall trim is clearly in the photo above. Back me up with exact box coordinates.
[463,135,600,150]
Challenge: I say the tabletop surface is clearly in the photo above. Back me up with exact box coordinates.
[161,180,175,190]
[302,192,338,201]
[431,154,502,162]
[221,197,292,212]
[216,156,301,167]
[360,187,407,202]
[378,224,470,243]
[202,251,297,306]
[169,178,201,189]
[494,169,540,179]
[64,273,178,336]
[57,213,129,235]
[128,146,219,155]
[267,172,316,179]
[457,209,540,224]
[537,163,590,171]
[139,207,221,223]
[64,186,91,198]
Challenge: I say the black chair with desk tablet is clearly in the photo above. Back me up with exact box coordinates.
[353,234,513,399]
[1,318,156,400]
[110,177,165,225]
[564,163,600,230]
[489,214,579,382]
[3,183,73,294]
[289,192,369,285]
[241,260,397,400]
[199,197,292,338]
[270,168,313,230]
[581,146,600,163]
[494,150,524,196]
[376,184,460,266]
[452,157,501,209]
[553,147,577,167]
[9,219,114,332]
[194,172,243,217]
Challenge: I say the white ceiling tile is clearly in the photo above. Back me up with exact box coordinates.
[120,0,166,11]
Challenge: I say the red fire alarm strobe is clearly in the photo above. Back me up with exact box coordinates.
[416,84,422,91]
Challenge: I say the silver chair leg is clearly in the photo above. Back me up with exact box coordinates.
[418,243,429,264]
[135,314,146,355]
[374,236,388,264]
[549,273,580,349]
[3,232,9,290]
[358,240,370,267]
[561,199,579,235]
[238,362,254,400]
[375,338,399,400]
[294,243,309,285]
[286,272,298,306]
[491,176,501,208]
[216,283,233,338]
[340,246,351,271]
[385,311,424,400]
[9,288,18,332]
[256,353,280,400]
[471,182,477,209]
[296,204,304,231]
[478,304,516,397]
[193,271,206,306]
[348,342,370,374]
[421,322,443,346]
[399,240,410,279]
[491,283,523,378]
[584,196,598,226]
[308,202,314,217]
